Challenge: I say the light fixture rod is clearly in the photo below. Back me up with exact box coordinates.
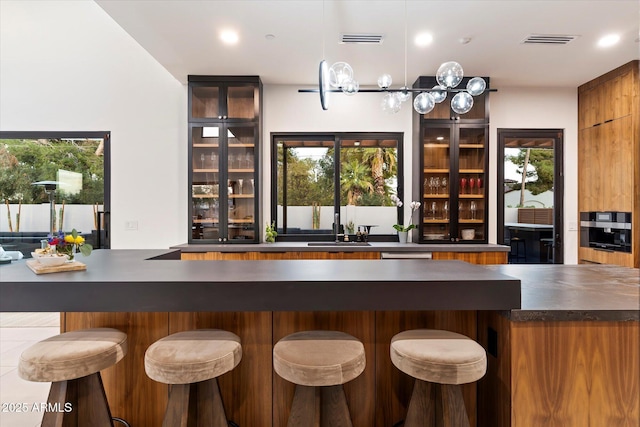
[299,88,497,93]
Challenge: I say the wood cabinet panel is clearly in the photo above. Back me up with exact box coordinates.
[510,321,639,427]
[62,312,170,427]
[578,247,634,267]
[578,125,601,212]
[600,116,634,211]
[432,251,507,264]
[169,312,273,427]
[272,311,376,427]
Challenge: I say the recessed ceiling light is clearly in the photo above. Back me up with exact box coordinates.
[597,34,620,48]
[220,30,239,45]
[415,33,433,47]
[265,34,276,40]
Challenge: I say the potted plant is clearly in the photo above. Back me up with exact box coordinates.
[390,195,420,243]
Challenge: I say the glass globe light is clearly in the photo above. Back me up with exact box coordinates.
[377,74,393,89]
[451,92,474,114]
[436,61,464,88]
[381,93,402,114]
[397,86,411,103]
[329,62,353,88]
[431,85,447,103]
[413,92,435,115]
[341,78,359,96]
[466,77,486,96]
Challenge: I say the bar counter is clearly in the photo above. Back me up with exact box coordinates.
[1,250,637,427]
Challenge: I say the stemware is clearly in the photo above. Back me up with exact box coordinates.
[237,179,244,195]
[442,201,449,220]
[211,152,218,169]
[477,177,483,194]
[245,152,253,168]
[441,177,448,194]
[250,179,255,194]
[200,153,205,169]
[460,178,468,195]
[433,177,441,195]
[469,178,476,194]
[470,201,477,220]
[430,201,437,219]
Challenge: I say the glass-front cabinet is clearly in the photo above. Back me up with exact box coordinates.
[413,76,489,243]
[188,76,262,243]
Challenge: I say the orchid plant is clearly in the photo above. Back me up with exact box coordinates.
[390,195,421,232]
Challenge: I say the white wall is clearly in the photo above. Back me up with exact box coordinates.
[0,0,186,249]
[490,87,578,263]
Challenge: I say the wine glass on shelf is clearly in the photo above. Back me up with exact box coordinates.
[250,179,255,194]
[237,179,244,195]
[443,201,449,220]
[433,177,441,195]
[430,201,437,219]
[200,153,205,169]
[477,177,483,195]
[211,152,218,169]
[470,201,477,220]
[469,178,476,194]
[460,178,467,195]
[245,152,253,168]
[236,153,244,169]
[441,177,448,195]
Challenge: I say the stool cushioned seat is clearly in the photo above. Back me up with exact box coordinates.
[274,330,365,387]
[18,328,127,383]
[390,329,486,385]
[145,329,241,385]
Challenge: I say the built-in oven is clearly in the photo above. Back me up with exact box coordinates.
[580,211,632,253]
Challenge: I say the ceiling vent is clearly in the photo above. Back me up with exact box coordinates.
[340,33,385,44]
[522,34,579,45]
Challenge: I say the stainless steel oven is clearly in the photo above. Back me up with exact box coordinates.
[580,212,631,253]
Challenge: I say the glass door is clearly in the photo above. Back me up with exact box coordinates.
[226,124,257,242]
[421,124,452,241]
[456,125,487,241]
[191,125,222,241]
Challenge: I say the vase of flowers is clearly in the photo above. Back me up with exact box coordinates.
[49,229,92,261]
[390,195,421,243]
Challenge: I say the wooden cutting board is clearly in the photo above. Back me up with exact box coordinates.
[27,259,87,275]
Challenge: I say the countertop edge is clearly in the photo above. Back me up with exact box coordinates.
[171,242,511,253]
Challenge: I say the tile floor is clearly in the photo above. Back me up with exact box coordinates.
[0,313,60,427]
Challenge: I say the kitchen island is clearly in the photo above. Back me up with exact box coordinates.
[1,251,638,427]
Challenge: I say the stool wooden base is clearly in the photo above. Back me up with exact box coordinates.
[405,380,469,427]
[288,384,353,427]
[41,372,113,427]
[163,378,228,427]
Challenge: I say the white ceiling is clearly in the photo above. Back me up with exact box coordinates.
[95,0,640,89]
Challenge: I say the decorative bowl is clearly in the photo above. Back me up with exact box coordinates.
[36,255,68,266]
[461,229,475,240]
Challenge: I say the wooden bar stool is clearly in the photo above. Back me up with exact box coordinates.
[274,330,366,427]
[390,329,487,427]
[144,329,242,427]
[18,327,128,427]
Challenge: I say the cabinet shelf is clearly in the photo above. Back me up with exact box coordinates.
[193,168,220,173]
[459,169,484,174]
[459,144,484,149]
[423,194,449,198]
[193,143,219,148]
[423,169,450,173]
[228,168,254,173]
[459,194,485,199]
[423,143,450,148]
[192,194,219,199]
[229,219,254,224]
[229,194,254,198]
[423,219,450,223]
[459,219,484,224]
[228,144,255,148]
[194,219,219,224]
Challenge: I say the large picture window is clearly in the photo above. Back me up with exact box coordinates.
[272,132,403,240]
[0,131,110,255]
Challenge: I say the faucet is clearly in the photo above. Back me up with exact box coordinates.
[334,212,340,242]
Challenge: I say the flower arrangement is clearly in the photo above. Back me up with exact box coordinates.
[48,229,92,260]
[390,195,421,232]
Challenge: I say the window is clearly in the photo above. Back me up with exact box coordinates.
[0,131,110,254]
[272,132,403,240]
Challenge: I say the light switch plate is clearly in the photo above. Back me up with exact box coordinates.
[125,221,138,230]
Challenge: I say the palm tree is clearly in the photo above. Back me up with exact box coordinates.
[340,160,374,205]
[362,147,397,196]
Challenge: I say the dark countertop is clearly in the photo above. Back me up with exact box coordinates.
[172,242,511,253]
[0,249,519,312]
[483,264,639,321]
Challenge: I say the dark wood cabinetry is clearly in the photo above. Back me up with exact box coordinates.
[578,61,639,267]
[188,76,262,243]
[412,77,490,243]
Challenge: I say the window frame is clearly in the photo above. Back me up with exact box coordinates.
[270,131,404,242]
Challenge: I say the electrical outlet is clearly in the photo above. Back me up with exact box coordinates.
[125,221,138,231]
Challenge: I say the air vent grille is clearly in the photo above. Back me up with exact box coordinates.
[340,33,385,44]
[522,34,579,45]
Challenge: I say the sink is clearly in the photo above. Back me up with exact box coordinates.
[307,242,371,246]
